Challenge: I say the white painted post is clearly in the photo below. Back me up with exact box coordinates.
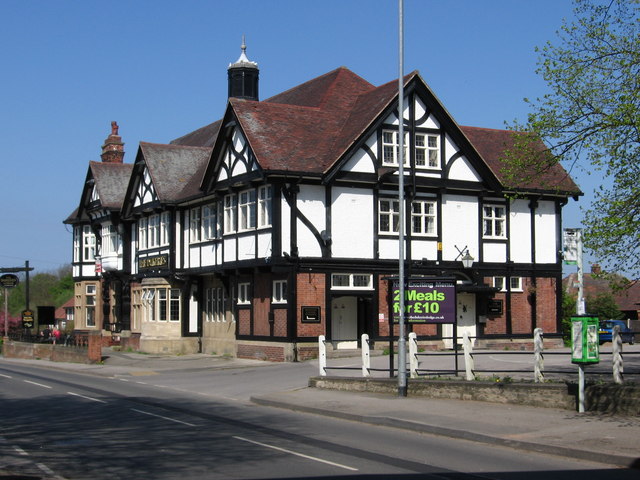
[408,332,418,378]
[361,334,371,377]
[534,328,544,383]
[318,335,327,377]
[462,331,475,381]
[578,365,585,413]
[612,326,624,384]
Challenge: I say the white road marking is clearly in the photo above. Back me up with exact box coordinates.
[233,435,358,472]
[0,373,13,378]
[67,391,107,403]
[14,446,28,455]
[24,380,52,389]
[131,408,197,427]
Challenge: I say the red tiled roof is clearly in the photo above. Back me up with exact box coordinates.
[461,126,581,195]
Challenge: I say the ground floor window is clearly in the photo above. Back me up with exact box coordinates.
[86,284,96,327]
[141,287,181,322]
[205,287,227,322]
[331,273,373,290]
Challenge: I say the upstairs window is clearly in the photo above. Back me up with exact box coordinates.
[411,199,437,236]
[82,225,96,261]
[379,198,400,234]
[73,226,81,262]
[190,208,201,242]
[239,189,257,231]
[160,212,171,245]
[258,186,272,228]
[483,205,506,239]
[382,130,408,166]
[102,224,120,255]
[202,203,219,240]
[138,218,148,250]
[415,133,440,169]
[224,194,237,234]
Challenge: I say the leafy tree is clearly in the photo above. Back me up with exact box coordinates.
[502,0,640,276]
[6,266,73,316]
[586,291,624,320]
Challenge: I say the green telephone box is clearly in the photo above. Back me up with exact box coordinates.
[571,316,600,364]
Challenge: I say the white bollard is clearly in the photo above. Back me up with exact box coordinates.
[462,331,475,381]
[361,333,371,377]
[612,326,624,384]
[409,332,419,378]
[534,328,544,383]
[318,335,327,376]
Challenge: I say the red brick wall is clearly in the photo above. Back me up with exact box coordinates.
[378,277,391,336]
[296,273,326,338]
[273,308,287,337]
[237,343,285,362]
[535,277,558,333]
[238,309,251,335]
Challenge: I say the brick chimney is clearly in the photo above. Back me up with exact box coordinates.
[591,264,602,275]
[100,121,125,163]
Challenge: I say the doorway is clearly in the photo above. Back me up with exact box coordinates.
[331,296,358,349]
[443,293,476,349]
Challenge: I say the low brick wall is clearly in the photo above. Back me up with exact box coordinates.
[2,333,102,364]
[308,376,640,414]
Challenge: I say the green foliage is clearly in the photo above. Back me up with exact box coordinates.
[503,0,640,276]
[586,291,624,320]
[6,265,73,316]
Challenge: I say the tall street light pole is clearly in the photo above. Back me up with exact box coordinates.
[397,0,407,397]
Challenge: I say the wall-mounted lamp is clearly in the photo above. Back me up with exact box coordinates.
[461,251,474,269]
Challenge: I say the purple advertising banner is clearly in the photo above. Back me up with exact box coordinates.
[392,279,456,323]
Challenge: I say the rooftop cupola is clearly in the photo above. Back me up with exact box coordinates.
[228,36,259,101]
[101,121,125,163]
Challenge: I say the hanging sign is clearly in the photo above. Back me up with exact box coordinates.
[0,274,19,288]
[392,278,456,324]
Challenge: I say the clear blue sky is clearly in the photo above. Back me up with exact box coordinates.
[2,0,597,276]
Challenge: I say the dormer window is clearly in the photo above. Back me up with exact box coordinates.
[382,130,408,166]
[415,133,439,169]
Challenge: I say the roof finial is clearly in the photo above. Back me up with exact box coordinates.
[241,34,246,54]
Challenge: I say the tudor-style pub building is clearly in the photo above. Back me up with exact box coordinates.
[64,44,581,361]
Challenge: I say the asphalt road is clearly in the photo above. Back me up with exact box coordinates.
[1,360,638,480]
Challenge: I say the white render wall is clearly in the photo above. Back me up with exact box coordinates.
[331,186,373,258]
[534,200,558,263]
[441,194,479,262]
[509,199,532,263]
[296,185,325,258]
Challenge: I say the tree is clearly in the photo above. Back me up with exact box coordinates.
[586,291,624,320]
[502,0,640,276]
[7,265,74,316]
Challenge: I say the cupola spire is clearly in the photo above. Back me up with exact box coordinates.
[228,35,259,101]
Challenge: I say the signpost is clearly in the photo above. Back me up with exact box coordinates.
[1,274,19,339]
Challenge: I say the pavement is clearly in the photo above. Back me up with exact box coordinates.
[1,349,639,471]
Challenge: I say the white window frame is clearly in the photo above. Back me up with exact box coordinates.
[82,225,96,262]
[378,198,400,234]
[148,214,161,248]
[224,194,237,234]
[73,226,81,262]
[272,280,287,304]
[411,199,437,236]
[85,284,96,327]
[160,212,171,246]
[190,208,201,243]
[102,224,120,255]
[258,185,272,228]
[138,217,148,250]
[415,133,440,169]
[202,203,218,240]
[331,273,373,290]
[237,282,250,305]
[493,276,523,292]
[483,204,507,239]
[381,129,409,167]
[239,189,257,232]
